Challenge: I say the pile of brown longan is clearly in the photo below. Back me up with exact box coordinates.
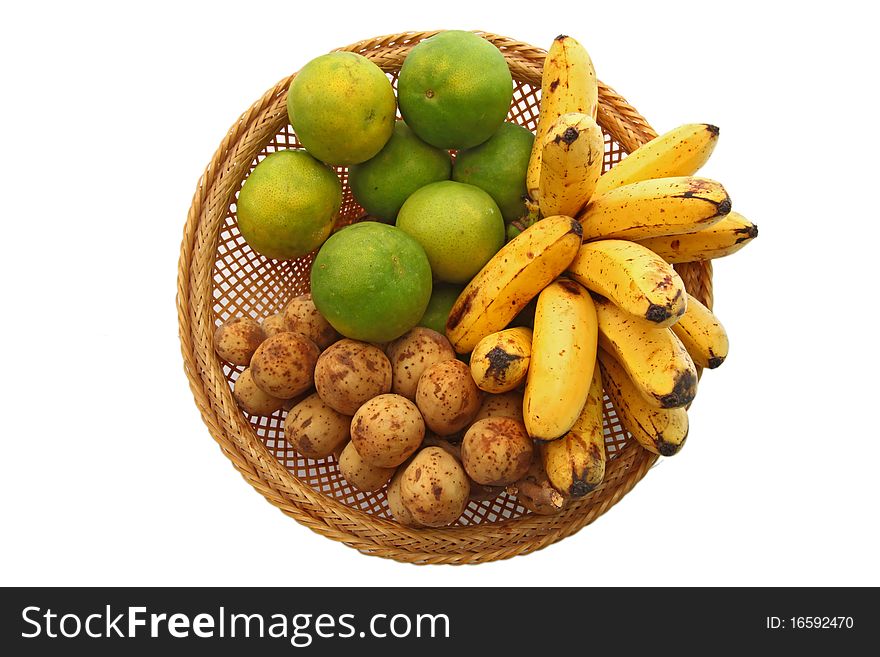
[214,295,561,527]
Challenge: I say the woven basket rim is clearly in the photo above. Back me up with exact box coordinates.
[177,31,713,564]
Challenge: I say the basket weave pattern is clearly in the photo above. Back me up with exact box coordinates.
[178,31,714,564]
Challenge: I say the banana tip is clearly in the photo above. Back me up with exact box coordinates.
[706,124,720,136]
[554,34,569,41]
[570,481,597,498]
[561,127,580,144]
[645,303,672,324]
[658,370,697,408]
[717,196,732,216]
[658,440,683,457]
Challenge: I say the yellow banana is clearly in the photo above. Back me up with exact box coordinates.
[671,294,729,369]
[446,215,583,354]
[595,123,719,196]
[598,350,688,456]
[470,327,533,393]
[568,239,687,327]
[524,278,598,440]
[595,295,697,408]
[636,211,758,263]
[540,363,605,497]
[578,176,731,241]
[527,35,598,200]
[538,112,605,218]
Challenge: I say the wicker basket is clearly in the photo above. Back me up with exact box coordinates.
[177,31,714,564]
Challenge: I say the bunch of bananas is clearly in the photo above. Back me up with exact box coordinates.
[446,35,757,507]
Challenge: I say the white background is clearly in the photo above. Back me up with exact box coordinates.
[2,0,878,587]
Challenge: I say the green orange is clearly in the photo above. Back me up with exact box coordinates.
[419,283,464,335]
[287,52,396,166]
[453,121,534,222]
[396,180,505,284]
[348,121,451,222]
[310,222,433,343]
[397,31,513,149]
[236,150,341,260]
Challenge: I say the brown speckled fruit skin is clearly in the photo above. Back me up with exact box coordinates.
[338,441,395,492]
[314,339,392,415]
[284,392,351,459]
[386,466,421,527]
[415,359,482,435]
[386,327,457,399]
[461,417,533,486]
[401,447,470,527]
[283,293,339,349]
[250,332,320,399]
[421,434,504,501]
[233,368,285,416]
[261,313,291,337]
[472,390,524,424]
[214,317,265,365]
[422,433,462,459]
[350,394,425,467]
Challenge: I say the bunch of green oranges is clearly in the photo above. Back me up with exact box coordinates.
[237,31,532,344]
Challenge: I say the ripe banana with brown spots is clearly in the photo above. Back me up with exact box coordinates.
[445,215,583,354]
[594,123,720,196]
[469,327,532,393]
[595,295,697,408]
[526,35,598,201]
[567,239,687,328]
[540,364,605,498]
[524,278,598,440]
[671,294,729,369]
[598,350,688,456]
[636,211,758,263]
[538,112,605,218]
[578,176,731,241]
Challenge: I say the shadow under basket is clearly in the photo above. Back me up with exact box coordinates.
[177,31,714,564]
